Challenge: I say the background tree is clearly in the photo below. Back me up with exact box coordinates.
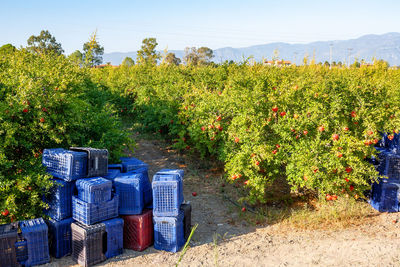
[68,50,83,66]
[83,31,104,67]
[26,30,64,55]
[0,44,16,54]
[121,56,135,67]
[184,46,214,66]
[164,52,181,65]
[136,38,160,65]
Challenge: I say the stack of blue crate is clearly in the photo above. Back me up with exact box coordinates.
[152,169,187,252]
[42,148,87,259]
[370,133,400,212]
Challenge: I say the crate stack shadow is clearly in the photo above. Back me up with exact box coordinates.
[370,133,400,212]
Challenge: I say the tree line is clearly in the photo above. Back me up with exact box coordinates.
[0,30,214,67]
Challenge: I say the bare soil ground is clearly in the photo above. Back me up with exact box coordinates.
[47,138,400,267]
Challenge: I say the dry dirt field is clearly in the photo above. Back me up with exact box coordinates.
[46,138,400,267]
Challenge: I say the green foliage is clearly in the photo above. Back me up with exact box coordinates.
[26,30,64,55]
[0,50,132,223]
[83,31,104,67]
[90,64,400,205]
[0,44,16,55]
[164,52,181,66]
[122,56,135,67]
[137,38,160,65]
[68,50,84,66]
[183,47,214,66]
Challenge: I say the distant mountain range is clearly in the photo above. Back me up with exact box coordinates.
[103,32,400,66]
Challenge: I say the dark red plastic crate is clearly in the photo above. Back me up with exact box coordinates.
[121,209,153,251]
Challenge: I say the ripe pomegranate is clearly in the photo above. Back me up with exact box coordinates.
[332,134,339,141]
[2,209,9,216]
[272,107,278,112]
[318,126,325,132]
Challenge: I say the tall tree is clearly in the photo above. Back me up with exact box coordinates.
[83,31,104,67]
[137,38,160,65]
[121,57,135,67]
[183,46,213,66]
[0,44,16,54]
[68,50,83,66]
[164,52,181,66]
[26,30,64,55]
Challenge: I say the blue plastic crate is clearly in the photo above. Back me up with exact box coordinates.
[104,168,121,182]
[42,148,87,181]
[114,174,144,215]
[72,194,119,225]
[70,147,109,177]
[375,148,400,181]
[101,218,124,259]
[370,180,400,212]
[15,237,28,265]
[44,179,74,221]
[0,222,19,267]
[152,174,184,217]
[120,157,149,173]
[108,164,123,172]
[156,169,184,201]
[19,218,50,267]
[76,177,112,204]
[153,211,185,252]
[129,167,153,206]
[46,217,73,258]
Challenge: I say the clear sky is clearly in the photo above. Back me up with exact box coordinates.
[1,0,399,54]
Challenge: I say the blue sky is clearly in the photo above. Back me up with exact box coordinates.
[1,0,399,54]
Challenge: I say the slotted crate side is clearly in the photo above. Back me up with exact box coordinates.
[71,222,106,267]
[120,157,149,173]
[70,147,109,177]
[0,223,19,267]
[115,176,144,215]
[15,238,27,265]
[44,179,74,221]
[370,181,400,212]
[122,209,153,251]
[126,168,153,205]
[378,152,400,181]
[153,212,185,253]
[152,180,182,217]
[72,195,119,225]
[46,217,73,258]
[19,218,50,267]
[181,203,192,240]
[153,173,184,206]
[76,177,112,204]
[102,218,124,258]
[42,148,87,181]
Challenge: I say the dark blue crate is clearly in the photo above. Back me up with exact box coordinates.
[181,202,192,241]
[72,194,119,225]
[152,174,184,217]
[114,174,144,215]
[15,238,28,265]
[42,148,87,181]
[104,168,121,182]
[70,147,109,177]
[108,164,123,172]
[129,167,153,206]
[101,218,123,259]
[370,180,400,212]
[44,179,74,221]
[19,218,50,267]
[375,149,400,181]
[46,217,73,258]
[153,211,185,252]
[0,222,19,267]
[76,177,112,204]
[156,169,184,201]
[120,157,149,173]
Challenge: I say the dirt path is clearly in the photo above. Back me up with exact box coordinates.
[48,139,400,267]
